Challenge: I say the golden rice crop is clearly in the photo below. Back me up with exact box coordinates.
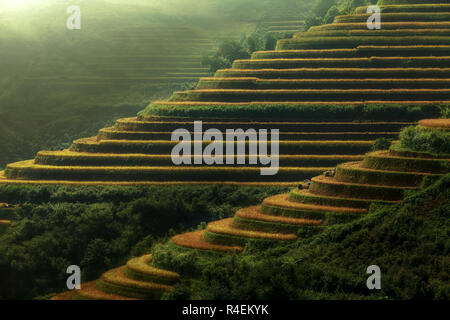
[171,230,243,252]
[262,193,367,214]
[126,255,180,280]
[101,267,172,291]
[236,206,322,225]
[418,118,450,128]
[207,218,297,241]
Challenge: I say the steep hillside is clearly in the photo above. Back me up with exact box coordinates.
[3,0,449,185]
[51,118,450,300]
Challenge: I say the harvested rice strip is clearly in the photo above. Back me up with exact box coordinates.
[126,254,180,281]
[365,150,450,173]
[206,218,296,241]
[101,266,172,292]
[262,194,367,214]
[290,188,399,207]
[311,173,418,191]
[337,160,444,186]
[171,230,243,252]
[235,206,322,226]
[418,118,450,129]
[310,175,417,201]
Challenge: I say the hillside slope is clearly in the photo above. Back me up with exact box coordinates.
[3,0,449,184]
[50,118,450,300]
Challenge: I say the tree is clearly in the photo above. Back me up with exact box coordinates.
[313,0,336,17]
[324,5,341,24]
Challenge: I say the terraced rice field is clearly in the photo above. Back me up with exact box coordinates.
[25,19,257,92]
[51,117,449,300]
[261,19,305,35]
[3,0,449,185]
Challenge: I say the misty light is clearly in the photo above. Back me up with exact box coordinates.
[1,0,38,11]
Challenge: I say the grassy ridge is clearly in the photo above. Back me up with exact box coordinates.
[297,29,450,38]
[233,57,450,69]
[310,22,450,31]
[276,36,450,50]
[215,67,450,79]
[141,102,440,121]
[362,150,450,173]
[34,151,365,167]
[289,188,397,208]
[4,162,328,182]
[309,175,415,201]
[69,138,374,155]
[171,89,450,102]
[197,78,450,90]
[253,46,450,59]
[336,161,441,187]
[334,12,450,23]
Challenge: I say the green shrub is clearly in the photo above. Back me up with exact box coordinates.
[371,137,393,151]
[202,40,250,73]
[399,126,450,154]
[141,102,441,121]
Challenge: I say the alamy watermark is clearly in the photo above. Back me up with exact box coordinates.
[66,5,81,30]
[366,265,381,290]
[367,5,381,30]
[66,265,81,290]
[171,121,280,176]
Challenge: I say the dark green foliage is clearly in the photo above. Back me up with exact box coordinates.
[314,0,337,17]
[264,33,278,50]
[155,174,450,300]
[399,126,450,154]
[0,184,288,299]
[371,138,393,151]
[324,6,341,24]
[304,16,325,31]
[202,40,251,73]
[141,102,441,121]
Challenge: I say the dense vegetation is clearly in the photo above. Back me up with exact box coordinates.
[152,174,450,300]
[0,184,288,299]
[399,125,450,155]
[141,102,442,120]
